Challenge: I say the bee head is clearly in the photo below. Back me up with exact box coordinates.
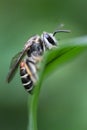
[41,29,70,49]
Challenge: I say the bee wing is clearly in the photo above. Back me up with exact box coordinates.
[7,36,36,83]
[7,49,26,83]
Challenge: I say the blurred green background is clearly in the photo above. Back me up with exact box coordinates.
[0,0,87,130]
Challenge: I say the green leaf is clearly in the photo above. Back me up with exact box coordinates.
[44,46,86,78]
[44,36,87,77]
[27,36,87,130]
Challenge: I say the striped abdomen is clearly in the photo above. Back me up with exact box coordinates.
[20,62,33,93]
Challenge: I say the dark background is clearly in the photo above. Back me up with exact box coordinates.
[0,0,87,130]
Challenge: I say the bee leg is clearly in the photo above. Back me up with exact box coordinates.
[24,63,37,84]
[35,63,41,71]
[33,55,43,70]
[25,60,39,85]
[31,54,43,63]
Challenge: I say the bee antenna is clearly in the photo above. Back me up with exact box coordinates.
[53,30,71,36]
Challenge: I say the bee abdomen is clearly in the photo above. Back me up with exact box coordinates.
[20,63,33,93]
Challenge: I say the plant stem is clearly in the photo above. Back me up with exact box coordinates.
[27,54,47,130]
[27,85,40,130]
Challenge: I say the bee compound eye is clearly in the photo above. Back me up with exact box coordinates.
[45,33,56,45]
